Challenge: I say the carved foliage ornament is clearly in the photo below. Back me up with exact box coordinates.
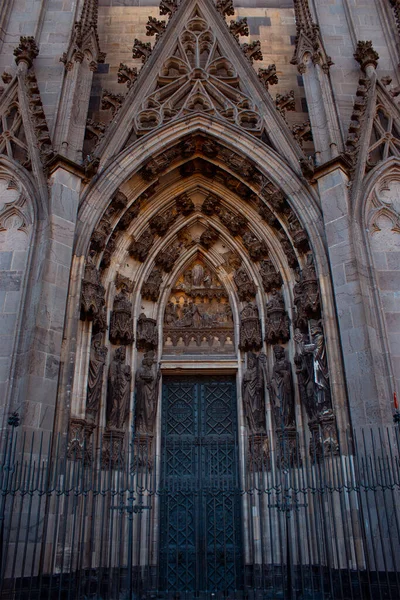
[135,15,262,135]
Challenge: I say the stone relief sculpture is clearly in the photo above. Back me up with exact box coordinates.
[265,289,290,344]
[242,231,268,262]
[155,242,181,272]
[129,229,155,262]
[294,254,320,331]
[136,313,158,350]
[242,352,266,433]
[260,259,282,293]
[135,351,161,435]
[234,265,257,301]
[109,286,134,345]
[267,345,295,428]
[142,268,163,302]
[80,252,107,332]
[86,333,108,422]
[163,260,234,351]
[106,346,131,430]
[239,302,262,351]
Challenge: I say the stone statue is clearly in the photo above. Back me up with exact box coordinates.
[294,329,316,421]
[242,352,266,433]
[106,346,131,430]
[239,302,262,351]
[135,351,161,434]
[86,333,108,421]
[267,345,295,428]
[109,286,134,345]
[309,322,332,413]
[234,265,257,302]
[265,288,290,344]
[142,268,163,302]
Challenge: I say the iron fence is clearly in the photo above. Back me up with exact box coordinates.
[1,422,400,600]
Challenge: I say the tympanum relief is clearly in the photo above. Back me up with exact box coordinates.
[163,260,234,354]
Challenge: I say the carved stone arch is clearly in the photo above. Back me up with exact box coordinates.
[353,158,400,413]
[0,156,46,429]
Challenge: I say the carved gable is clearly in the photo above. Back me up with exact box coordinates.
[135,11,261,136]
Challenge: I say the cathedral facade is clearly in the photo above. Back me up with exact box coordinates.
[1,0,400,598]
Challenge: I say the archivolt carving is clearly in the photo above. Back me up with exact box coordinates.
[135,15,262,136]
[265,289,290,344]
[239,303,262,352]
[80,253,107,333]
[142,268,163,301]
[109,287,134,345]
[234,265,257,301]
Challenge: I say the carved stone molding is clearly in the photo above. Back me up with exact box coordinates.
[219,208,247,236]
[216,0,235,17]
[150,211,177,236]
[115,272,134,293]
[201,194,221,215]
[275,427,301,469]
[241,41,263,63]
[265,290,290,344]
[101,90,125,116]
[90,216,112,252]
[229,18,249,40]
[136,313,158,350]
[239,303,263,352]
[132,39,152,64]
[287,211,309,253]
[155,242,181,272]
[176,193,195,216]
[146,16,167,40]
[159,0,178,16]
[275,90,296,116]
[291,0,333,73]
[258,65,278,90]
[248,433,270,472]
[242,231,268,262]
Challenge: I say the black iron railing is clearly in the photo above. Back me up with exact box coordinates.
[1,422,400,600]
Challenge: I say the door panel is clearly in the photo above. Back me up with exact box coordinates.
[160,376,242,593]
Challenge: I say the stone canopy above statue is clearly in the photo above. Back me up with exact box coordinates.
[163,259,235,356]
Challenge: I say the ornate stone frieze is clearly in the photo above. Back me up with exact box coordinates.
[118,63,138,88]
[134,16,262,136]
[199,227,219,249]
[136,313,158,350]
[86,333,108,422]
[260,260,282,293]
[242,352,267,433]
[129,229,155,262]
[258,65,279,90]
[265,290,290,344]
[135,351,160,434]
[239,302,263,352]
[242,231,268,262]
[267,345,295,428]
[234,265,257,302]
[80,254,107,332]
[163,261,234,352]
[109,287,134,345]
[142,268,163,302]
[155,242,181,272]
[106,346,131,430]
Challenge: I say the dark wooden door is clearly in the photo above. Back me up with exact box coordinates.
[159,376,243,593]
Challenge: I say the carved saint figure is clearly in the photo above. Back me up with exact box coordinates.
[86,333,108,421]
[109,286,134,345]
[234,265,257,302]
[239,302,263,351]
[310,322,332,412]
[268,345,295,428]
[164,301,178,325]
[135,351,161,434]
[242,352,266,433]
[106,347,131,430]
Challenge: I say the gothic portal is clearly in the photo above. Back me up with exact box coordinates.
[1,0,400,598]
